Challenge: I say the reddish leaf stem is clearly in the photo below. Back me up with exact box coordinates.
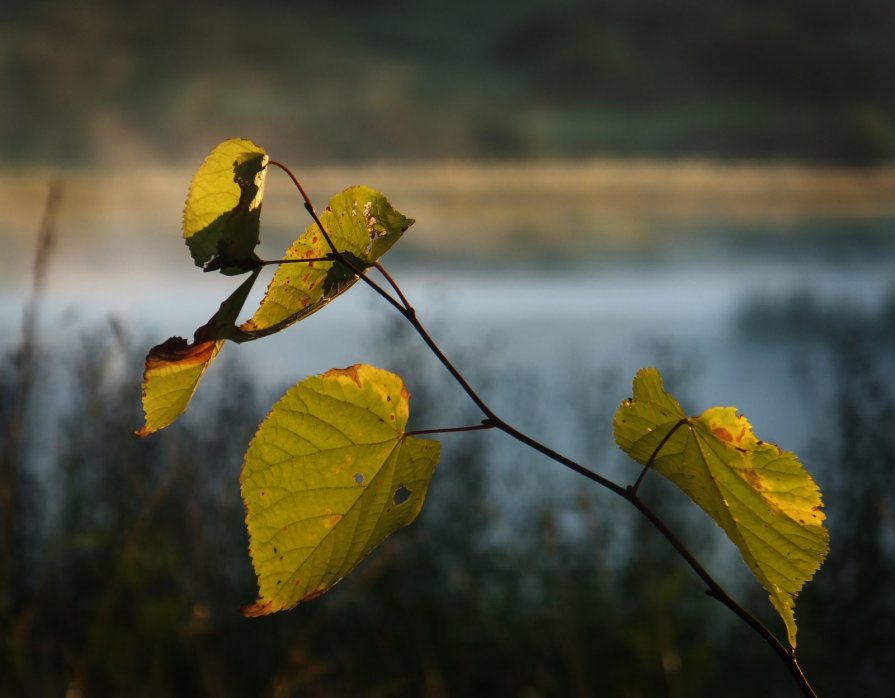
[405,421,496,438]
[372,261,413,311]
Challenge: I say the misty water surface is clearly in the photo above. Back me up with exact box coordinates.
[3,218,893,462]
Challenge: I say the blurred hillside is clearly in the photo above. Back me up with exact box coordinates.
[3,0,894,167]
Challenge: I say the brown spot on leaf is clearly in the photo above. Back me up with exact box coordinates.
[301,583,329,603]
[145,337,217,370]
[713,427,733,442]
[742,469,764,490]
[324,364,363,388]
[241,600,274,618]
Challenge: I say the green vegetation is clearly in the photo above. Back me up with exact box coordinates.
[3,0,894,165]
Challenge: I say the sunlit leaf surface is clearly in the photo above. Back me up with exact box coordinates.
[140,139,414,433]
[614,367,829,648]
[136,271,259,436]
[241,364,440,616]
[235,186,412,340]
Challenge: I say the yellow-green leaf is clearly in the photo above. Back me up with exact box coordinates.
[240,364,440,616]
[136,270,260,436]
[235,186,412,340]
[183,138,269,275]
[136,339,224,437]
[613,367,829,648]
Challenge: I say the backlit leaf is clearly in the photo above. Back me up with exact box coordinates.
[240,364,440,616]
[613,367,829,648]
[235,186,412,340]
[136,270,260,436]
[183,138,268,275]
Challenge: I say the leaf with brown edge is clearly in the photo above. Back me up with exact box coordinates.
[240,364,440,615]
[613,367,829,648]
[233,186,412,341]
[136,338,224,437]
[136,270,260,436]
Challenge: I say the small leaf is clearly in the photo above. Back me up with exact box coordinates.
[614,367,829,648]
[136,270,260,436]
[235,186,413,340]
[135,339,224,437]
[183,138,269,275]
[240,364,440,616]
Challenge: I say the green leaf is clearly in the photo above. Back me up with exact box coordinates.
[240,364,440,616]
[183,138,269,275]
[136,270,260,436]
[235,186,413,340]
[613,367,829,648]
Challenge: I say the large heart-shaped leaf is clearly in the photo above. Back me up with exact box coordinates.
[614,367,829,648]
[240,364,440,616]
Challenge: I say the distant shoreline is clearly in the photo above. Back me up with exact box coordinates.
[3,159,894,256]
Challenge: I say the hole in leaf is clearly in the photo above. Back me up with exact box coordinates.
[354,472,365,485]
[393,485,412,506]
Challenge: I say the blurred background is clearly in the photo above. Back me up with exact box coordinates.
[2,0,894,695]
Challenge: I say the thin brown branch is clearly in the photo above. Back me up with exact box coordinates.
[373,261,412,311]
[269,160,338,256]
